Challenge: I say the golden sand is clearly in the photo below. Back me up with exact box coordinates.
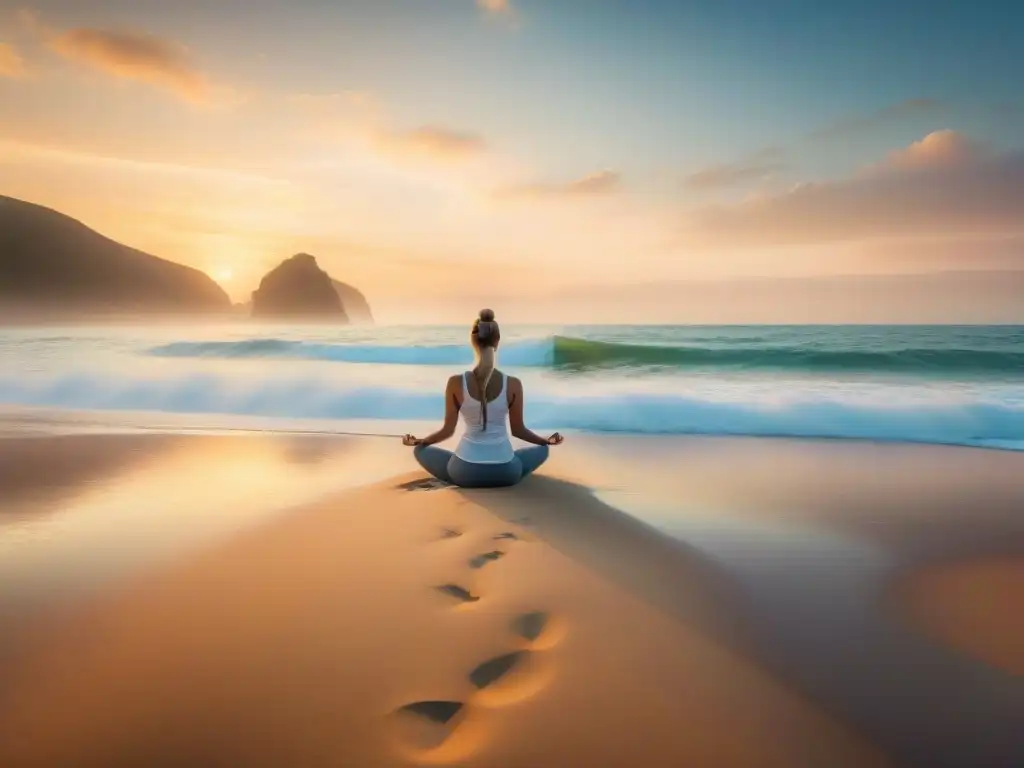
[0,462,887,767]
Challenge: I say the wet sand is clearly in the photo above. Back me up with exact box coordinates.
[898,556,1024,677]
[0,428,1022,767]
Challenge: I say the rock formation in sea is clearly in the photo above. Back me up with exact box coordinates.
[250,253,347,320]
[0,195,231,317]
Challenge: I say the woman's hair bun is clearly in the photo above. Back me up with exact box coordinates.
[478,309,496,323]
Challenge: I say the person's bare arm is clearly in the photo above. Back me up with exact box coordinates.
[404,376,460,447]
[508,377,563,446]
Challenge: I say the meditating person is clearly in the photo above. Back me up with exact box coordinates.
[402,309,564,488]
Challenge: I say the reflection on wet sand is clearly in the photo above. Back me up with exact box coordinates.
[0,434,174,515]
[898,556,1024,677]
[587,439,1024,768]
[0,433,403,663]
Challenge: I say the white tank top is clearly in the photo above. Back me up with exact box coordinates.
[455,371,515,464]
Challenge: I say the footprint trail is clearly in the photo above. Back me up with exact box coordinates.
[396,516,563,762]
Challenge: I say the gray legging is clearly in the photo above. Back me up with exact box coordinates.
[413,444,550,489]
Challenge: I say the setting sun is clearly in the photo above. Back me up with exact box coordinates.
[211,267,234,283]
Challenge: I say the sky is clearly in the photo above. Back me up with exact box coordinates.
[1,0,1023,322]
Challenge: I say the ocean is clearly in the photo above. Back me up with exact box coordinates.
[2,323,1024,450]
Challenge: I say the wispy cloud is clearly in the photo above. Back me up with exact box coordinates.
[685,147,785,191]
[48,28,209,102]
[372,125,486,161]
[0,42,27,78]
[808,98,943,141]
[295,91,488,166]
[291,90,377,115]
[496,170,622,200]
[686,130,1024,246]
[0,137,290,187]
[684,100,939,194]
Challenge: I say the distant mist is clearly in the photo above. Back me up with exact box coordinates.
[398,270,1024,325]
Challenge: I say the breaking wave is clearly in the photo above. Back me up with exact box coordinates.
[2,369,1023,450]
[145,335,1024,375]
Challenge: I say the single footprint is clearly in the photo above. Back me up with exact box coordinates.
[397,701,463,724]
[399,478,453,492]
[434,584,481,604]
[468,652,527,690]
[468,551,505,570]
[511,611,549,642]
[468,649,553,708]
[392,701,466,751]
[440,528,463,540]
[492,532,519,541]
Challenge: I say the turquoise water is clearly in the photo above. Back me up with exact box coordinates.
[2,323,1023,449]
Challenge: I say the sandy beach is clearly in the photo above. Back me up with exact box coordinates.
[1,426,1023,767]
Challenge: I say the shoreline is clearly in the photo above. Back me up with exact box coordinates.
[1,427,1023,766]
[2,405,1023,455]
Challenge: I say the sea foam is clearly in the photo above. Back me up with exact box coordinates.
[2,368,1022,450]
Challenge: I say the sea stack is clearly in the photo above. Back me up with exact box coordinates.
[251,253,348,320]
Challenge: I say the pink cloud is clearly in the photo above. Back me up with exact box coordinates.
[688,131,1024,246]
[48,28,208,102]
[873,129,987,172]
[477,0,512,14]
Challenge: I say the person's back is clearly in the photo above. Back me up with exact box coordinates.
[402,309,564,488]
[455,371,514,464]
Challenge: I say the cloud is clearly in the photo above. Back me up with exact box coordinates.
[293,92,487,165]
[872,128,986,172]
[48,28,208,102]
[687,130,1024,246]
[808,98,943,141]
[371,125,486,161]
[685,147,785,191]
[477,0,512,14]
[0,42,27,78]
[0,137,291,187]
[292,90,377,115]
[497,170,622,200]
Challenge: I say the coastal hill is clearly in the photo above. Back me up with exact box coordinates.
[0,196,231,317]
[251,253,348,320]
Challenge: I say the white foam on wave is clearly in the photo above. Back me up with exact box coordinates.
[2,369,1023,450]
